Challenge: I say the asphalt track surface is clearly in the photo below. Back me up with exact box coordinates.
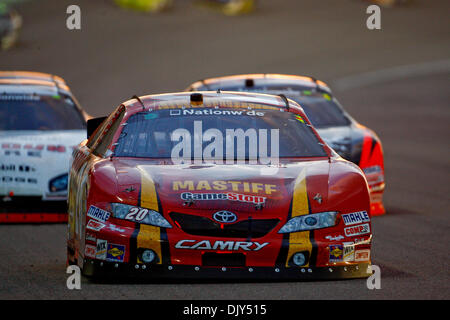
[0,0,449,299]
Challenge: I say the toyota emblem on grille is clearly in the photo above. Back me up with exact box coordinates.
[213,211,237,223]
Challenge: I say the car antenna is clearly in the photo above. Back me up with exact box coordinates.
[132,95,145,110]
[278,94,290,111]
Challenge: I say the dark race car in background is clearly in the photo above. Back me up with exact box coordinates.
[186,74,386,215]
[67,91,373,280]
[0,71,88,223]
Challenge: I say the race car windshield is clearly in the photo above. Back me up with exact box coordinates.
[113,108,328,161]
[0,94,86,131]
[216,86,351,128]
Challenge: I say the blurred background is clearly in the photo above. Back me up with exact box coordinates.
[0,0,449,299]
[1,0,448,116]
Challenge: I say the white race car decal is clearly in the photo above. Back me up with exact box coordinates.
[0,130,85,199]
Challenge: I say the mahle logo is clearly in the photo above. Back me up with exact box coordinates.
[170,120,279,166]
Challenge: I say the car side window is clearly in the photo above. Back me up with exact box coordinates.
[91,110,125,157]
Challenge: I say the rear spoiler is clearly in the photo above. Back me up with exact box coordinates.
[87,116,107,139]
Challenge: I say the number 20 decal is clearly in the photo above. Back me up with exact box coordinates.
[125,207,149,221]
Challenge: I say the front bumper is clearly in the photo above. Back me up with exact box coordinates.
[77,207,373,280]
[82,258,372,280]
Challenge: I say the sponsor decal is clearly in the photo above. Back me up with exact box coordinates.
[173,180,277,195]
[343,242,355,262]
[342,211,370,226]
[3,150,21,156]
[124,207,150,222]
[323,93,332,101]
[27,150,42,157]
[0,94,40,101]
[363,165,382,175]
[85,232,96,243]
[1,143,67,152]
[86,219,106,231]
[1,144,18,149]
[0,164,15,171]
[1,176,37,184]
[325,235,344,241]
[344,223,371,237]
[18,164,36,172]
[106,244,126,262]
[108,224,125,233]
[96,239,108,260]
[355,249,371,262]
[84,244,96,259]
[238,87,301,96]
[170,109,265,117]
[295,115,305,123]
[175,240,269,251]
[353,238,371,246]
[329,244,343,262]
[181,192,266,205]
[212,211,237,223]
[370,192,383,202]
[87,205,111,222]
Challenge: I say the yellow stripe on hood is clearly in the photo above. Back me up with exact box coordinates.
[137,168,163,264]
[286,168,312,267]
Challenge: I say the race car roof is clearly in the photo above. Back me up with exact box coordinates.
[187,74,331,94]
[122,91,305,114]
[0,71,71,96]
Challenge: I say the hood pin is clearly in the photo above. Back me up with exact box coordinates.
[313,193,322,204]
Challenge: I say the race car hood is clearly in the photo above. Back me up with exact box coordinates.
[0,130,86,198]
[93,158,341,220]
[147,162,329,214]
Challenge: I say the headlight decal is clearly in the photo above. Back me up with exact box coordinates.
[110,203,172,227]
[284,168,313,268]
[135,169,170,265]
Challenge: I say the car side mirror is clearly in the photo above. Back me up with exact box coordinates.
[87,116,107,139]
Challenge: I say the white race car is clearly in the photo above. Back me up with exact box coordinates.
[0,71,88,223]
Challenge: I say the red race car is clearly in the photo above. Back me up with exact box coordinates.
[67,91,372,279]
[186,74,386,215]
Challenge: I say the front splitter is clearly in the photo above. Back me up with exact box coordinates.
[82,258,372,280]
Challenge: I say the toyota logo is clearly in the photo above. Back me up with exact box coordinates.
[213,211,237,223]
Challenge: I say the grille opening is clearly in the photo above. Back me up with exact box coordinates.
[169,212,279,239]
